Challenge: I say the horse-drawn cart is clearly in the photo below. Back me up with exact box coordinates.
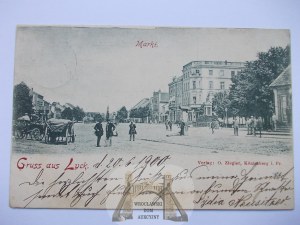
[44,118,75,144]
[14,115,44,141]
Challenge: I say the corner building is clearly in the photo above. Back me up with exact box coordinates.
[169,60,245,123]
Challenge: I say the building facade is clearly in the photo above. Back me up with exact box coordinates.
[30,89,50,120]
[169,60,245,123]
[168,76,183,122]
[152,90,169,123]
[129,98,151,123]
[270,65,292,126]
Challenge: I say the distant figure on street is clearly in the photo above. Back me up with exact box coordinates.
[165,120,169,130]
[249,116,254,135]
[168,120,172,131]
[233,118,239,136]
[210,119,217,134]
[105,120,115,146]
[94,120,103,147]
[129,121,137,141]
[113,123,118,136]
[246,118,251,135]
[180,121,185,136]
[256,117,263,138]
[272,113,277,131]
[253,117,257,136]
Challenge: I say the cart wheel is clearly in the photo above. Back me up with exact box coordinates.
[15,129,24,139]
[31,128,41,141]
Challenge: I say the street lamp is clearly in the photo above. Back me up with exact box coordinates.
[225,107,228,128]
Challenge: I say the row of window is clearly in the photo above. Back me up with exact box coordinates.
[209,81,225,90]
[183,93,202,105]
[170,81,225,95]
[182,81,225,90]
[183,69,237,79]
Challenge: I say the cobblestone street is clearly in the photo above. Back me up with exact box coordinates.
[12,123,292,156]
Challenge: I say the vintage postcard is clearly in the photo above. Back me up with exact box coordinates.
[10,26,293,221]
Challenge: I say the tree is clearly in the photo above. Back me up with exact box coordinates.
[13,82,33,120]
[129,105,150,122]
[212,91,231,118]
[116,106,128,122]
[72,106,85,121]
[229,46,290,126]
[93,113,104,122]
[61,107,73,120]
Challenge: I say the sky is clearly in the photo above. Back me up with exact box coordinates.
[14,26,290,113]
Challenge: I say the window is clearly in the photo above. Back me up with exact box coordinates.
[196,69,199,74]
[220,82,225,90]
[209,70,213,75]
[193,81,196,89]
[193,96,196,104]
[209,81,213,89]
[206,106,212,116]
[219,70,224,76]
[231,71,235,77]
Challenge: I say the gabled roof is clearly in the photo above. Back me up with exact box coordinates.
[131,98,150,110]
[64,103,75,109]
[270,65,291,87]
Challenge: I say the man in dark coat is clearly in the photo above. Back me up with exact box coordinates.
[94,120,103,147]
[256,117,263,138]
[129,121,137,141]
[168,120,172,131]
[105,120,115,146]
[233,118,239,136]
[180,121,185,136]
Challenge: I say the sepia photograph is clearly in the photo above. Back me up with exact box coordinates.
[10,26,293,219]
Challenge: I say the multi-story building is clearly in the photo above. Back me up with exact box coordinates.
[30,89,50,120]
[49,102,65,119]
[169,60,245,123]
[32,91,44,113]
[168,76,183,122]
[152,90,169,123]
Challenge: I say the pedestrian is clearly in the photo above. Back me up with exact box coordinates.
[256,117,263,138]
[249,116,254,135]
[168,120,172,131]
[105,120,115,146]
[246,118,251,135]
[94,120,103,147]
[113,123,118,136]
[253,117,257,136]
[233,118,239,136]
[129,121,137,141]
[165,120,169,130]
[180,121,185,136]
[210,120,215,134]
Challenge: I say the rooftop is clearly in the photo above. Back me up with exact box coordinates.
[270,65,291,87]
[131,98,150,110]
[183,60,245,69]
